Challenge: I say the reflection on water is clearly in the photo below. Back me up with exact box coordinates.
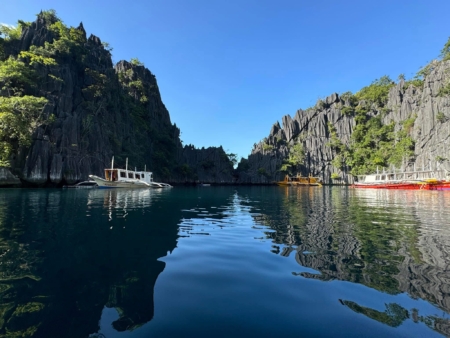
[0,188,179,337]
[0,187,449,337]
[246,187,450,336]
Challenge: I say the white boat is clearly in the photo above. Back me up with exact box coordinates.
[89,157,172,189]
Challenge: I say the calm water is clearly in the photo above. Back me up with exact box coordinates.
[0,186,449,337]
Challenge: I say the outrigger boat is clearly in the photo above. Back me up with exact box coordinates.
[276,174,322,187]
[353,165,449,190]
[89,157,172,189]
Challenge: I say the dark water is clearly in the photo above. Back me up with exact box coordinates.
[0,186,449,337]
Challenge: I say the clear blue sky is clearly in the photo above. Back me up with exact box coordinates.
[1,0,450,160]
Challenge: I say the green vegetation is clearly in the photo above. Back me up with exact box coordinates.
[262,143,274,151]
[0,24,22,41]
[436,111,446,123]
[327,112,415,175]
[330,172,340,179]
[257,167,270,178]
[354,76,394,107]
[0,56,50,166]
[279,142,305,173]
[130,57,144,66]
[440,36,450,61]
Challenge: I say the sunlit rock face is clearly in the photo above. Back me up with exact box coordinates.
[237,61,450,184]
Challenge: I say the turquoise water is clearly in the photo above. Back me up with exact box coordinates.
[0,186,449,337]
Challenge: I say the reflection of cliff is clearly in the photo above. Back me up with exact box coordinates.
[250,187,450,332]
[341,299,450,335]
[0,189,183,337]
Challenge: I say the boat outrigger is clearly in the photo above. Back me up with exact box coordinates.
[276,174,322,187]
[89,157,172,189]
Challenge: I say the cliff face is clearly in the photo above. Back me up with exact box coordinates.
[0,13,234,186]
[236,60,450,184]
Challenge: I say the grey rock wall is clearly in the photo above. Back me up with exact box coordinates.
[1,14,234,186]
[237,61,450,184]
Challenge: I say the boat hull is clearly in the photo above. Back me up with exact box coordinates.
[353,182,431,190]
[89,175,151,189]
[429,182,450,190]
[277,182,321,187]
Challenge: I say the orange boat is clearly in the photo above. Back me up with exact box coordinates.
[276,174,322,187]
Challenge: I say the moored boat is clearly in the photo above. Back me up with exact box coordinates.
[89,157,172,189]
[352,166,447,190]
[276,174,322,187]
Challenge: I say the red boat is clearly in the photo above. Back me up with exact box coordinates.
[353,173,441,190]
[429,181,450,190]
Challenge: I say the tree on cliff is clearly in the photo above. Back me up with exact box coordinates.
[0,57,50,166]
[280,142,305,174]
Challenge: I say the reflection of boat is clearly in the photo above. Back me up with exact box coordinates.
[89,157,172,189]
[276,174,322,186]
[63,180,98,188]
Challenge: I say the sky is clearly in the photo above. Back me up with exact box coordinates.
[1,0,450,161]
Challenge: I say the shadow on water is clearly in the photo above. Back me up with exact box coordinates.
[0,187,222,338]
[237,186,450,337]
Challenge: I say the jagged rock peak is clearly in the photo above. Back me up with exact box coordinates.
[270,121,281,136]
[77,22,86,39]
[326,93,339,105]
[88,34,102,45]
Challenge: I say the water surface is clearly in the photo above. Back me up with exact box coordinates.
[0,187,449,337]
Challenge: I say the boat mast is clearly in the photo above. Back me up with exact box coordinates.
[111,156,114,170]
[126,158,128,176]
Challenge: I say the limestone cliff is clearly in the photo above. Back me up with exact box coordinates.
[0,12,234,186]
[236,59,450,184]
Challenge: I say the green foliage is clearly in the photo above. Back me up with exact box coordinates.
[438,82,450,97]
[237,158,250,172]
[262,143,274,151]
[330,172,340,179]
[403,78,424,89]
[0,96,49,165]
[82,68,108,99]
[436,155,448,163]
[436,111,447,123]
[346,115,415,175]
[397,73,405,81]
[19,49,57,66]
[0,54,50,167]
[130,57,144,66]
[440,36,450,61]
[102,41,113,52]
[201,160,215,170]
[38,9,60,24]
[279,142,305,174]
[316,99,327,110]
[176,163,194,179]
[402,115,416,131]
[226,152,238,167]
[0,57,36,95]
[257,167,270,177]
[355,76,394,107]
[341,106,355,116]
[327,122,345,152]
[0,24,22,40]
[340,91,358,106]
